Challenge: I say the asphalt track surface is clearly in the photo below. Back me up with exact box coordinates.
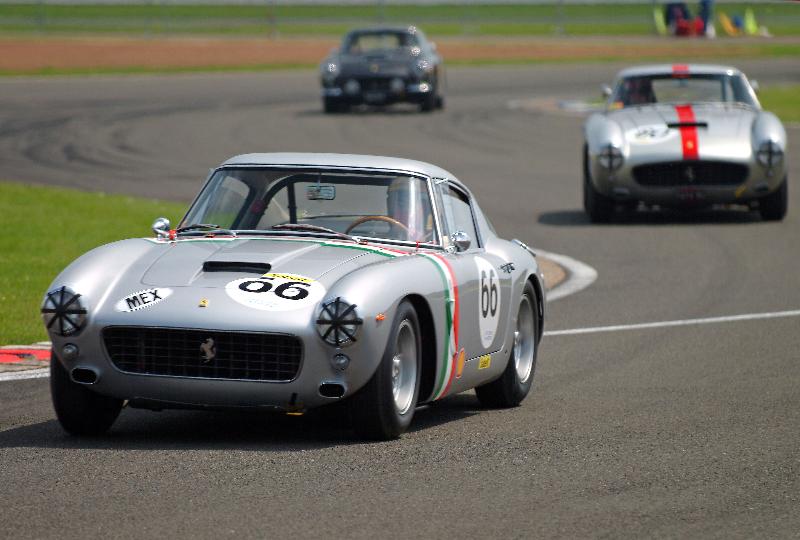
[1,59,799,538]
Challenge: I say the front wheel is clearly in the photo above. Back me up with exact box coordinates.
[351,301,421,440]
[476,282,539,408]
[759,177,787,221]
[50,353,123,435]
[583,144,614,223]
[323,97,347,114]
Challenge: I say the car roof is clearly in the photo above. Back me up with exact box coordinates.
[219,152,463,187]
[616,64,743,79]
[346,26,421,36]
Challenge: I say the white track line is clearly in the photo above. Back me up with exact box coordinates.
[540,249,598,302]
[0,367,49,382]
[545,309,800,337]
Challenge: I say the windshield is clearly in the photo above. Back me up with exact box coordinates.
[343,31,418,54]
[182,168,438,245]
[610,73,758,108]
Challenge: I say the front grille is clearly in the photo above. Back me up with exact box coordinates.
[632,161,749,187]
[361,77,392,92]
[103,327,302,382]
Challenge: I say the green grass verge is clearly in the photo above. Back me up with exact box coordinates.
[0,2,797,36]
[758,85,800,123]
[0,182,186,344]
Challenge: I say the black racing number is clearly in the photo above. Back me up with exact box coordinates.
[239,278,310,301]
[480,270,498,318]
[274,281,310,300]
[239,279,273,293]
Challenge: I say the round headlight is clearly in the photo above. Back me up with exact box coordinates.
[598,144,624,171]
[757,140,783,168]
[41,286,87,336]
[415,59,432,75]
[317,297,363,347]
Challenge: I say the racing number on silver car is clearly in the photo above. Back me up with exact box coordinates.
[238,279,311,300]
[475,257,501,348]
[480,270,498,319]
[225,273,325,311]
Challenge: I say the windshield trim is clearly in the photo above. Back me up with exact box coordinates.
[181,165,444,248]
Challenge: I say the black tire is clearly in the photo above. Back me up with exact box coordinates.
[419,88,438,113]
[435,95,445,110]
[323,97,347,114]
[583,144,614,223]
[50,353,123,436]
[759,177,787,221]
[475,282,539,408]
[351,301,421,440]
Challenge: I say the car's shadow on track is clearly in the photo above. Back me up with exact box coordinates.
[0,394,480,450]
[295,106,428,118]
[538,208,763,227]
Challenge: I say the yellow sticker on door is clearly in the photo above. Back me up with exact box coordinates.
[478,355,491,370]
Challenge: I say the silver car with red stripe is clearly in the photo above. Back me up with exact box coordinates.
[583,64,788,222]
[42,153,545,440]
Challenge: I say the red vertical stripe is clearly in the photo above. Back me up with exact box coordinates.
[675,104,699,160]
[672,64,690,78]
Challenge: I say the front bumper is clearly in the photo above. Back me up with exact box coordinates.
[589,157,787,206]
[321,76,434,106]
[48,298,390,412]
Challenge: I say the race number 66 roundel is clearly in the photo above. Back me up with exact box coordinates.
[475,257,500,348]
[225,273,325,311]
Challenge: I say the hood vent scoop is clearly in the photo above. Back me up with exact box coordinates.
[667,122,708,129]
[202,261,271,274]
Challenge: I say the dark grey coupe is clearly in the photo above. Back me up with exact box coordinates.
[320,26,444,113]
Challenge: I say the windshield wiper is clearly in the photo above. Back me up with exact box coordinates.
[176,223,236,237]
[270,223,358,242]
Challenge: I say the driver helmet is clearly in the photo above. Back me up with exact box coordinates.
[386,177,431,242]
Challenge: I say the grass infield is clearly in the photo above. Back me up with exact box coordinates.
[0,2,797,37]
[758,85,800,123]
[0,182,186,344]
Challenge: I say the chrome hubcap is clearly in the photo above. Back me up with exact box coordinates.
[514,296,535,383]
[392,320,417,415]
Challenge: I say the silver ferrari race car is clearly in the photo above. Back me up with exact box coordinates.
[42,153,546,440]
[583,64,788,222]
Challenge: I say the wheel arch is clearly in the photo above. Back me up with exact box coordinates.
[526,273,545,341]
[404,293,437,404]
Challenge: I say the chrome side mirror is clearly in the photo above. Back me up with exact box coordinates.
[450,230,471,252]
[152,217,171,238]
[601,84,612,99]
[750,79,760,94]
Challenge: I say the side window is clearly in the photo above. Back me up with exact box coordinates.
[440,184,479,248]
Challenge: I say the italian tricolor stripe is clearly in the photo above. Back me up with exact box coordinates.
[418,253,460,400]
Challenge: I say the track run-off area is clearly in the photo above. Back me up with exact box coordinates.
[0,59,798,538]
